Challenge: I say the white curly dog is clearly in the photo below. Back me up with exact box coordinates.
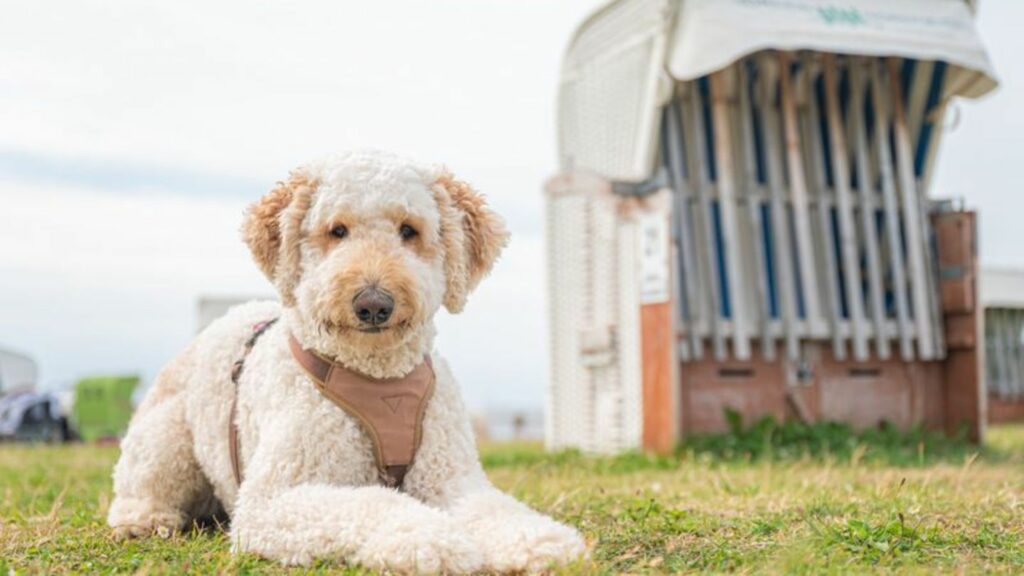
[107,151,586,573]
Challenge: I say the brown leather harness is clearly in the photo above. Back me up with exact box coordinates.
[228,318,278,487]
[229,320,435,490]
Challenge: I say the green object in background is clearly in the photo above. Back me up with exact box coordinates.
[71,376,138,441]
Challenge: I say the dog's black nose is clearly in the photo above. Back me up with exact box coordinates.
[353,287,394,326]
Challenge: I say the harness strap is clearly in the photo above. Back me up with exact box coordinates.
[288,335,435,489]
[229,318,278,486]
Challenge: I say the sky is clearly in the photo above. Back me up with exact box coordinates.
[0,0,1021,413]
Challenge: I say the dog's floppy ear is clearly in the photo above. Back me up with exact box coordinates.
[241,180,293,281]
[432,170,510,313]
[241,173,318,303]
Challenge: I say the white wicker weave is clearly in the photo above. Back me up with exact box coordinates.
[545,174,642,453]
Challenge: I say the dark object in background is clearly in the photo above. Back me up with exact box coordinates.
[0,391,71,442]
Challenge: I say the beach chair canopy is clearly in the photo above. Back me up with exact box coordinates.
[559,0,997,182]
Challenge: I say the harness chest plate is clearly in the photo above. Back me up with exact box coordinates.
[288,336,435,488]
[228,320,434,490]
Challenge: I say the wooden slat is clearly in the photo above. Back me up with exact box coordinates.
[993,312,1010,396]
[991,312,1004,396]
[991,313,1003,396]
[993,312,1007,396]
[759,54,800,360]
[710,69,752,361]
[919,88,949,192]
[914,64,948,359]
[802,55,846,359]
[1006,311,1023,398]
[1016,311,1024,397]
[888,57,935,360]
[919,183,945,358]
[823,54,868,361]
[778,51,823,338]
[848,57,890,359]
[736,60,775,360]
[1005,311,1018,398]
[999,313,1009,397]
[686,82,728,359]
[1017,311,1024,398]
[1010,313,1021,398]
[870,59,915,360]
[663,97,699,360]
[681,212,706,357]
[905,60,935,156]
[985,312,1000,395]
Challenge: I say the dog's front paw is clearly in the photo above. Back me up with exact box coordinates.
[108,497,185,540]
[358,521,483,574]
[477,517,587,573]
[521,521,588,572]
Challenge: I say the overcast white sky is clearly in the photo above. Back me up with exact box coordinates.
[0,1,1021,412]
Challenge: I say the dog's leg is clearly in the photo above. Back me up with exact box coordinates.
[443,481,587,573]
[232,484,482,572]
[404,361,587,572]
[230,431,482,573]
[411,457,587,573]
[108,365,211,539]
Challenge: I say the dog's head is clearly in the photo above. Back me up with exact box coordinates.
[241,151,508,352]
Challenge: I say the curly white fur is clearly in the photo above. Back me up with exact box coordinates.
[107,151,586,574]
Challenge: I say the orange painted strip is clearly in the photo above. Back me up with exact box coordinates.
[641,301,676,454]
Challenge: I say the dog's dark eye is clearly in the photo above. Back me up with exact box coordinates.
[330,225,348,239]
[400,224,418,241]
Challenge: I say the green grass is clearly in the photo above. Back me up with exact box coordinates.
[4,425,1024,574]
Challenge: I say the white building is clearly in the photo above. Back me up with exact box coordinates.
[196,296,274,334]
[0,347,38,395]
[982,269,1024,401]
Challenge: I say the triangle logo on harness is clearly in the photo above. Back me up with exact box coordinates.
[382,395,404,414]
